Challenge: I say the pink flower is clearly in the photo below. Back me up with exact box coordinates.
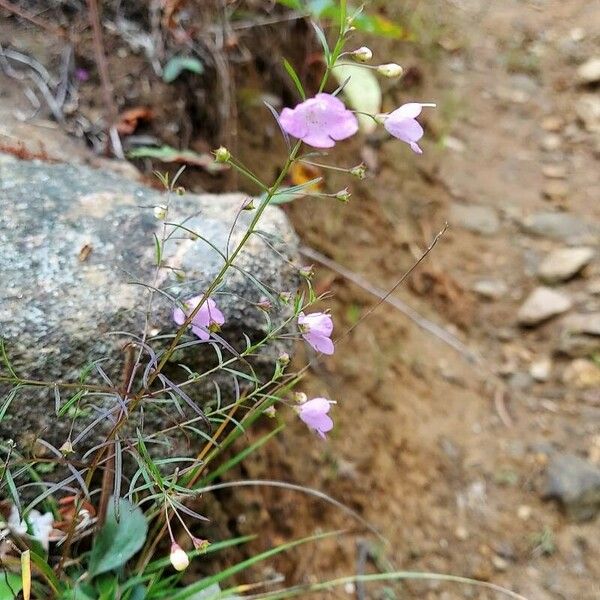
[173,296,225,341]
[279,93,358,149]
[298,397,335,439]
[298,312,334,355]
[383,102,436,154]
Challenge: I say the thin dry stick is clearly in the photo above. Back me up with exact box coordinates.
[300,241,480,364]
[86,0,124,158]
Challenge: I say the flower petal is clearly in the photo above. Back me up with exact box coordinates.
[328,111,359,141]
[173,307,186,326]
[387,102,423,121]
[384,117,424,143]
[304,332,335,355]
[191,325,210,341]
[300,397,332,416]
[279,107,308,139]
[301,131,337,148]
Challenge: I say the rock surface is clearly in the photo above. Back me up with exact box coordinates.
[0,156,299,456]
[537,247,595,282]
[517,287,572,326]
[449,203,500,235]
[520,212,598,243]
[577,56,600,84]
[544,453,600,521]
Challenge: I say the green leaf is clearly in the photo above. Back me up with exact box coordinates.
[275,0,302,8]
[332,64,381,133]
[282,59,306,100]
[0,573,22,600]
[353,13,413,40]
[89,497,148,577]
[128,146,226,174]
[163,56,204,83]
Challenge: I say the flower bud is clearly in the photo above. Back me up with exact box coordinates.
[214,146,231,163]
[376,63,404,78]
[60,440,74,455]
[278,291,292,304]
[192,537,210,552]
[153,204,168,220]
[352,46,373,62]
[277,353,290,367]
[264,405,277,418]
[256,298,272,312]
[350,164,366,180]
[293,392,308,405]
[298,265,314,279]
[175,186,186,196]
[335,188,351,203]
[170,543,190,571]
[242,198,256,211]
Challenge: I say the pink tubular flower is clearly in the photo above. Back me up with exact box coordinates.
[173,296,225,341]
[298,312,334,355]
[383,102,436,154]
[298,397,335,439]
[279,93,358,149]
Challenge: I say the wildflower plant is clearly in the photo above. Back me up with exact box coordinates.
[0,3,523,599]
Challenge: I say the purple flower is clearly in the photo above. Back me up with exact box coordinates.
[383,102,436,154]
[298,397,335,439]
[298,312,334,355]
[279,93,358,149]
[173,296,225,341]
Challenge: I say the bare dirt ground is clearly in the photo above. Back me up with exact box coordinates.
[1,1,599,598]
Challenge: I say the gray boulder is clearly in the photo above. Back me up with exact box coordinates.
[544,453,600,521]
[0,156,299,463]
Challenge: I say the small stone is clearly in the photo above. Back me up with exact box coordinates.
[518,287,573,326]
[540,133,562,151]
[530,357,552,382]
[562,312,600,336]
[508,372,533,390]
[517,504,532,520]
[541,116,564,132]
[557,332,600,358]
[577,56,600,84]
[544,453,600,521]
[455,526,469,540]
[492,555,509,571]
[541,164,567,179]
[562,359,600,389]
[576,94,600,133]
[537,246,595,282]
[449,203,500,235]
[542,180,569,200]
[472,279,508,299]
[520,212,598,243]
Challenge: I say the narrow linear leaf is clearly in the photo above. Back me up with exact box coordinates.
[283,59,306,100]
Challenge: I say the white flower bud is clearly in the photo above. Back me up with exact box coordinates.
[214,146,231,163]
[170,543,190,571]
[352,47,373,62]
[376,63,404,78]
[153,204,168,220]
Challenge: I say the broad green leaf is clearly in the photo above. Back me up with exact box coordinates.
[163,56,204,83]
[0,572,22,600]
[89,497,148,577]
[332,64,381,133]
